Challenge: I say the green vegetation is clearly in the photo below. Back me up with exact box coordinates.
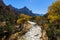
[0,0,60,40]
[44,1,60,40]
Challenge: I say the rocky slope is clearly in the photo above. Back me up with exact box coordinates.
[3,21,48,40]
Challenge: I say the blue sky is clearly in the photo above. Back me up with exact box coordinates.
[3,0,55,14]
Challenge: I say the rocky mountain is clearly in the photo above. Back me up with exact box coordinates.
[7,5,36,16]
[18,7,35,16]
[0,0,5,6]
[0,0,42,16]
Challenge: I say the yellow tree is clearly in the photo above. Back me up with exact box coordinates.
[34,16,41,24]
[17,14,32,24]
[48,1,60,23]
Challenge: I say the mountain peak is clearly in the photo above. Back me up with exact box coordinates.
[18,6,35,16]
[0,0,3,2]
[0,0,5,6]
[20,6,29,11]
[24,6,27,8]
[8,5,12,7]
[7,4,14,9]
[24,6,28,9]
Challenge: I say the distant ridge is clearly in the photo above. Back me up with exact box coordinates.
[0,0,43,16]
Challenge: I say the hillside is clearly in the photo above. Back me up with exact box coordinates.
[0,0,60,40]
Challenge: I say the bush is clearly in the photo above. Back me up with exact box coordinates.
[5,22,14,34]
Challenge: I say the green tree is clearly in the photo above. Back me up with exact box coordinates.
[5,22,14,34]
